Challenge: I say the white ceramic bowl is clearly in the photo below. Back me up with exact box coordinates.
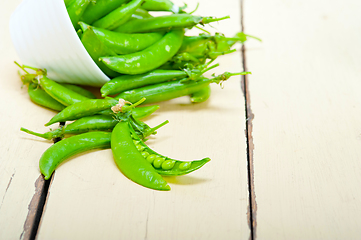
[9,0,110,87]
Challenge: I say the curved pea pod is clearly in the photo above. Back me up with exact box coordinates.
[130,127,210,176]
[60,83,97,99]
[39,76,89,106]
[101,69,188,97]
[111,121,170,191]
[100,29,184,75]
[114,14,229,33]
[79,22,164,55]
[27,82,66,111]
[190,85,211,103]
[93,0,144,30]
[141,0,179,13]
[39,132,112,180]
[45,98,118,126]
[80,24,120,78]
[80,0,129,24]
[66,0,91,29]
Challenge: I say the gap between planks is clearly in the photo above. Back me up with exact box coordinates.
[241,0,257,239]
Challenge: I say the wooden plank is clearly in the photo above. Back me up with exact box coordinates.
[12,0,252,239]
[243,0,361,239]
[0,1,56,239]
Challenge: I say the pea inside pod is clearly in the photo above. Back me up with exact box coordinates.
[129,126,210,176]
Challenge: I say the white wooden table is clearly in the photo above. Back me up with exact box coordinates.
[1,0,361,239]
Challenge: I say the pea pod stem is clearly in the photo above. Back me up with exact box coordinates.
[114,14,229,33]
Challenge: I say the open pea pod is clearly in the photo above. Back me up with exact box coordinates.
[129,124,210,176]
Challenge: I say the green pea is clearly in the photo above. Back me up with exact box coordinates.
[178,162,192,170]
[133,140,140,145]
[153,157,165,168]
[146,154,157,164]
[136,144,145,151]
[161,160,176,170]
[142,151,150,159]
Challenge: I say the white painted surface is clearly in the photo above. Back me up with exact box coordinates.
[244,0,361,239]
[0,1,55,239]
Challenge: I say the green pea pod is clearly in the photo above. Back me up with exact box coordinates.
[93,0,144,30]
[80,0,130,24]
[116,72,250,104]
[175,33,246,61]
[114,14,229,33]
[111,121,170,191]
[190,85,211,103]
[39,132,112,180]
[79,22,164,55]
[100,29,184,75]
[177,35,210,56]
[45,98,118,126]
[64,0,75,7]
[101,69,188,97]
[39,76,89,106]
[80,25,120,78]
[131,8,153,19]
[141,0,178,12]
[21,105,160,140]
[66,0,91,29]
[130,126,210,176]
[60,83,97,99]
[27,83,66,112]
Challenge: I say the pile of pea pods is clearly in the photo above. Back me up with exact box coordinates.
[18,0,257,191]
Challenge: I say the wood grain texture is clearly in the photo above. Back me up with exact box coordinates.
[243,0,361,239]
